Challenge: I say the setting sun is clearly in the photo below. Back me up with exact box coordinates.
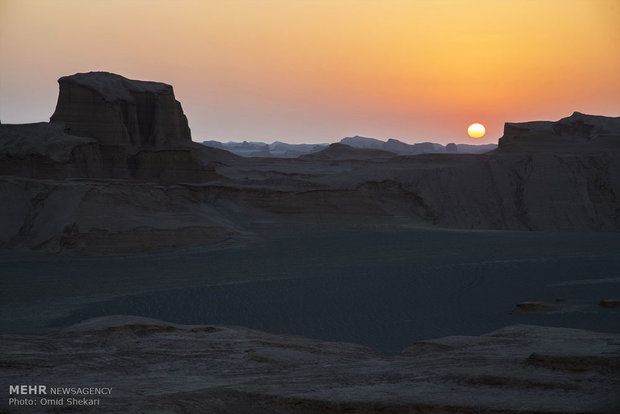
[467,123,486,138]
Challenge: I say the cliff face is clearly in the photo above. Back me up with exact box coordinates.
[50,72,191,151]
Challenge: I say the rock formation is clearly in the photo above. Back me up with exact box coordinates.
[1,316,618,413]
[498,111,620,153]
[0,122,96,163]
[0,72,227,184]
[50,71,192,151]
[1,72,619,252]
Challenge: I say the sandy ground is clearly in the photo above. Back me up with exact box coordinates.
[1,229,619,354]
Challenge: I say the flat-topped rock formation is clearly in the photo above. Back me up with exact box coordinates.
[0,72,227,184]
[498,112,620,153]
[50,71,192,151]
[1,316,618,413]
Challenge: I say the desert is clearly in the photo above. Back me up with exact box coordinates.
[1,70,619,412]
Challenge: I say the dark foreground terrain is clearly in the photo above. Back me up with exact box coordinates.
[1,230,620,353]
[1,316,619,413]
[1,230,620,412]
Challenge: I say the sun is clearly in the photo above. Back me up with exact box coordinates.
[467,123,485,138]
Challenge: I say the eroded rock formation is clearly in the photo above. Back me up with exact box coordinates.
[498,112,620,153]
[50,71,191,151]
[1,72,619,252]
[0,72,226,184]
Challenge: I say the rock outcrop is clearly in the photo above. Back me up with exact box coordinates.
[50,71,192,151]
[0,122,95,163]
[0,122,100,179]
[498,112,620,153]
[0,176,240,252]
[1,316,618,413]
[0,72,226,184]
[0,123,217,183]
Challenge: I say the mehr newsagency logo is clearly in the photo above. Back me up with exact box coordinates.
[8,384,113,407]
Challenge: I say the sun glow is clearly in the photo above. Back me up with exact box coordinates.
[467,123,486,138]
[0,1,618,142]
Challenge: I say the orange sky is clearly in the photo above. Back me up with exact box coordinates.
[1,0,619,144]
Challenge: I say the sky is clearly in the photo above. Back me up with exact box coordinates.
[0,0,619,144]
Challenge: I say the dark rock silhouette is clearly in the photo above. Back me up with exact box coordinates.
[0,72,228,184]
[498,111,620,153]
[50,72,191,151]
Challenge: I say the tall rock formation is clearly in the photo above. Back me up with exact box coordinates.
[50,72,192,152]
[0,72,225,183]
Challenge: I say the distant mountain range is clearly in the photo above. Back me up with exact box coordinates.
[201,140,328,158]
[202,136,497,158]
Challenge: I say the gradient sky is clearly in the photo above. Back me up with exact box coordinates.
[1,0,619,144]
